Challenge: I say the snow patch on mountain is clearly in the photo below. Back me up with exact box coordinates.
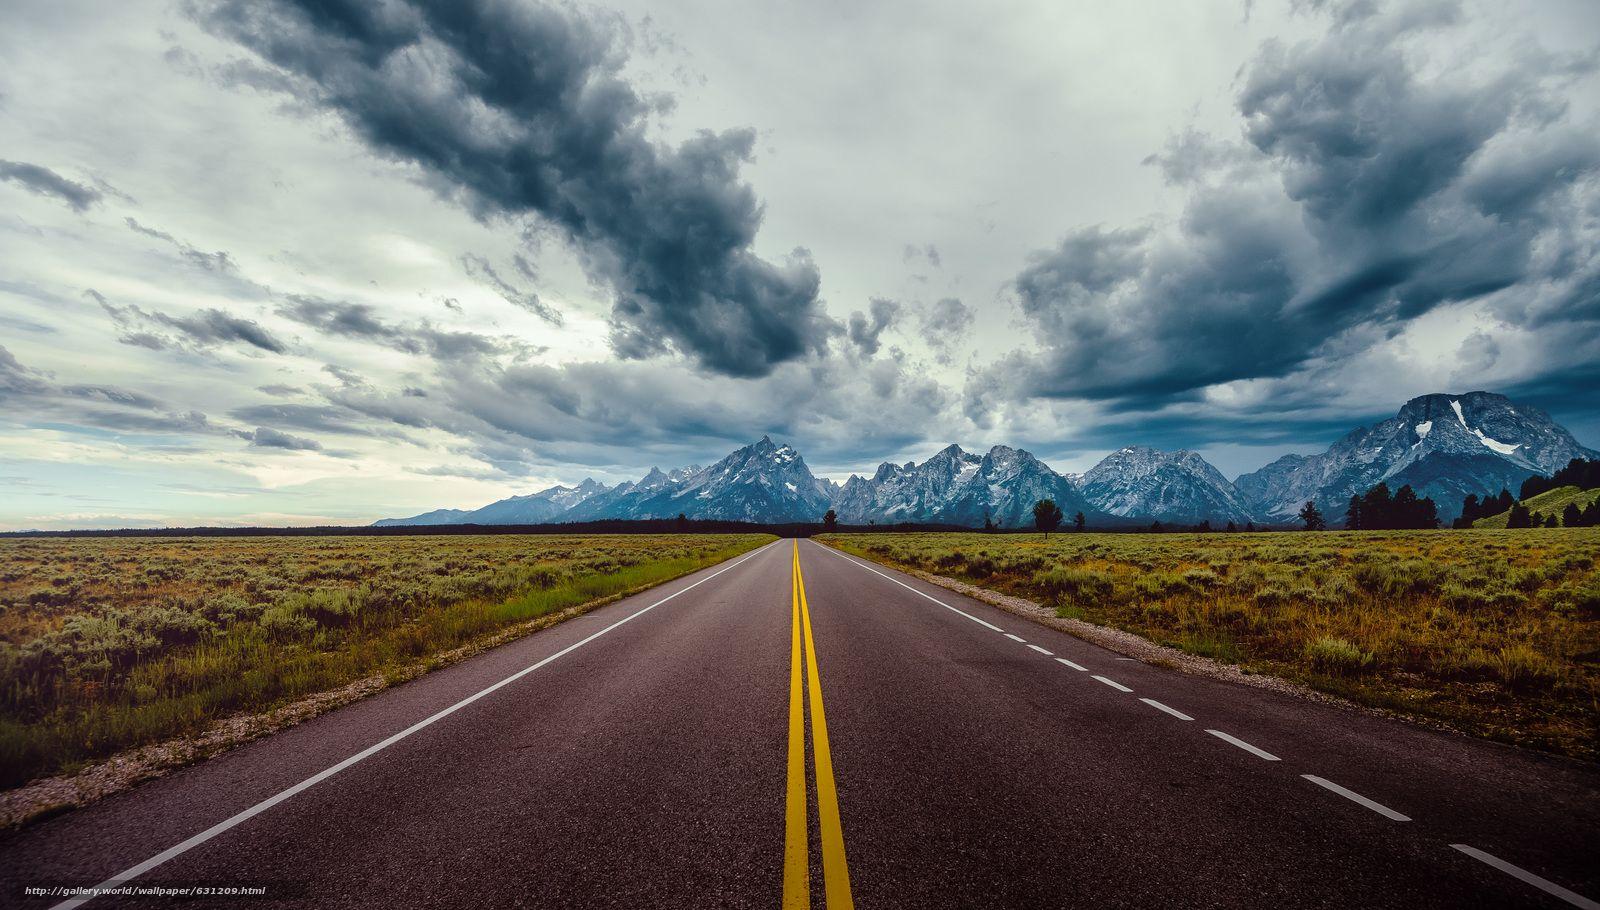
[1236,392,1597,523]
[1076,446,1255,525]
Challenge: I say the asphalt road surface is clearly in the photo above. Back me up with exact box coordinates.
[4,538,1598,909]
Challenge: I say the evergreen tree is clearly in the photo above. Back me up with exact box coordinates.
[1506,502,1532,529]
[1150,521,1165,533]
[1073,511,1086,532]
[1495,489,1516,515]
[1563,503,1582,527]
[1032,499,1063,538]
[1225,520,1238,533]
[1299,501,1326,531]
[1345,495,1363,530]
[1581,501,1600,527]
[1362,483,1393,529]
[822,509,837,531]
[1197,520,1213,533]
[1244,521,1256,532]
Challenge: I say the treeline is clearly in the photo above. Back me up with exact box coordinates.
[1502,500,1600,528]
[1344,483,1439,530]
[1520,458,1600,501]
[1453,458,1600,528]
[1454,490,1517,528]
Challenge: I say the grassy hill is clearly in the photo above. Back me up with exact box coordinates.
[1474,485,1600,528]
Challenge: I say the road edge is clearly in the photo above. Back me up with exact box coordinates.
[0,537,774,831]
[811,538,1470,737]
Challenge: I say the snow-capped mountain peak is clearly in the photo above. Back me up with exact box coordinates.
[1237,391,1598,523]
[1076,446,1253,524]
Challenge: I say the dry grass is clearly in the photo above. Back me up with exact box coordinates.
[819,529,1600,759]
[0,533,771,788]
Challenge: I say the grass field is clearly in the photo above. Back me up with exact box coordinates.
[1474,486,1600,528]
[819,530,1600,759]
[0,533,770,788]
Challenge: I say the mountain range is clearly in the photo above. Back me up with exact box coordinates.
[377,391,1598,528]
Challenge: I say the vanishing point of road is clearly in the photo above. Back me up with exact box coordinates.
[4,539,1598,908]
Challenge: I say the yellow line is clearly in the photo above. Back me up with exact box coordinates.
[796,542,854,910]
[783,543,809,908]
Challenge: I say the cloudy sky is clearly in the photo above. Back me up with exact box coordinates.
[2,0,1598,529]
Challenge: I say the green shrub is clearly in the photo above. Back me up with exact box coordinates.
[1031,568,1113,605]
[259,606,317,642]
[1493,644,1562,692]
[1304,637,1376,675]
[1440,583,1494,611]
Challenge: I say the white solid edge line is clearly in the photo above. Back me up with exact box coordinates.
[49,540,780,910]
[1091,675,1132,693]
[1301,775,1410,821]
[1206,729,1281,761]
[1139,698,1193,721]
[1054,657,1089,672]
[809,541,1006,632]
[1004,633,1027,643]
[1450,844,1600,910]
[1027,644,1053,655]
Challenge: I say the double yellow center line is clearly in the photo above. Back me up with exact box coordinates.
[784,541,853,909]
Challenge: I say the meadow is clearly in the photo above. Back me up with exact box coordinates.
[0,533,770,789]
[820,530,1600,759]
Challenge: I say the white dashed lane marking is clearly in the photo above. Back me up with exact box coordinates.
[1026,644,1053,655]
[1206,729,1280,761]
[1139,698,1193,721]
[811,544,1006,632]
[814,541,1600,910]
[1450,844,1600,910]
[1091,675,1132,693]
[1301,775,1410,821]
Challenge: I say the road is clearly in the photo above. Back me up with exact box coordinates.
[3,538,1598,908]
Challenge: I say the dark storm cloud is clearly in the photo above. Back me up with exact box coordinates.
[193,0,834,377]
[276,294,540,361]
[235,425,322,450]
[96,292,286,354]
[1,345,220,436]
[459,254,561,325]
[80,409,213,434]
[60,384,166,410]
[1002,0,1600,408]
[0,160,102,212]
[920,297,975,366]
[155,309,286,353]
[846,298,900,357]
[124,218,240,274]
[312,350,952,478]
[921,297,974,341]
[229,403,371,436]
[0,344,50,397]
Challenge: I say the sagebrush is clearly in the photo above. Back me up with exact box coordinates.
[819,530,1600,759]
[0,533,770,788]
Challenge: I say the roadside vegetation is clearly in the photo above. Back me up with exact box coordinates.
[819,530,1600,759]
[0,533,769,788]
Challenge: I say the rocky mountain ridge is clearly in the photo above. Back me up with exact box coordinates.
[377,391,1597,528]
